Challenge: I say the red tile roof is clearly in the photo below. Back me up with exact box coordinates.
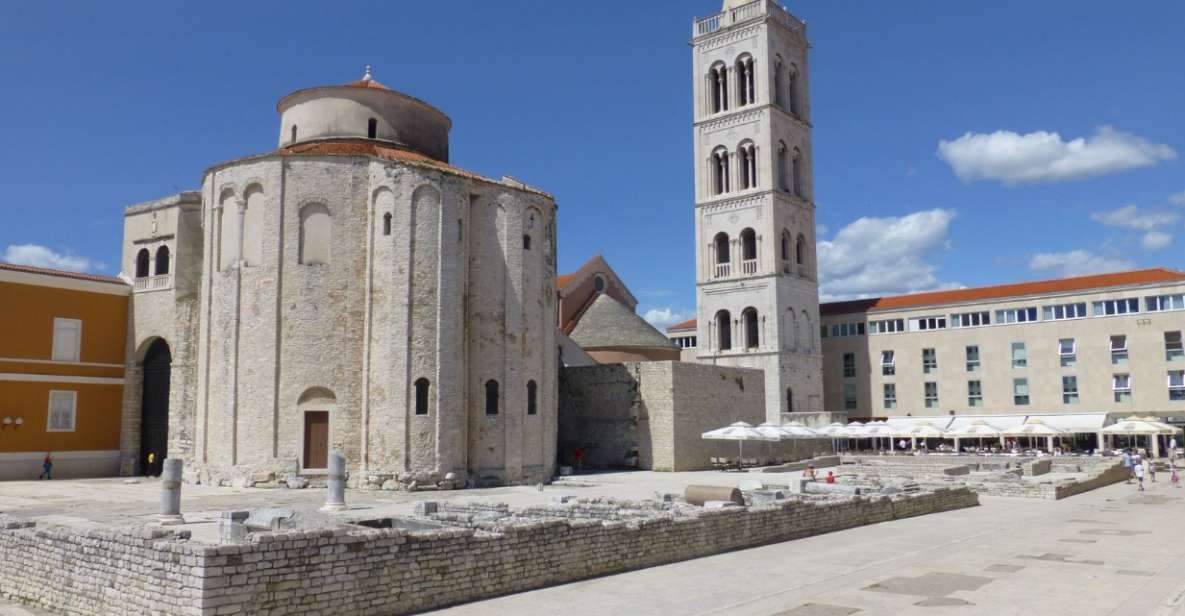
[666,318,697,332]
[556,273,577,288]
[821,268,1185,316]
[0,261,127,286]
[344,76,391,91]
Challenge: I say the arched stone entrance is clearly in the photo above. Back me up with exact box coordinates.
[140,338,172,476]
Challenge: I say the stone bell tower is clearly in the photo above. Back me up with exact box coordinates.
[690,0,824,423]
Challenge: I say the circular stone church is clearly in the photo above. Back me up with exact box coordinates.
[123,69,558,488]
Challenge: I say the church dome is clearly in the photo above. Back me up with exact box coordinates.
[276,67,452,162]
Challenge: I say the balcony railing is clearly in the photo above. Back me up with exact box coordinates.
[715,263,732,278]
[741,259,758,275]
[693,0,805,37]
[134,274,172,292]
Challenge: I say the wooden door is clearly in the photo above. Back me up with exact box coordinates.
[303,411,329,469]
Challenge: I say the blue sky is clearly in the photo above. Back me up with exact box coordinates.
[1,1,1182,328]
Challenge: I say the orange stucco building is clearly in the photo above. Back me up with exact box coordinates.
[0,263,130,479]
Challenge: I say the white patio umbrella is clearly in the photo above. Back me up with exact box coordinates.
[817,422,856,452]
[861,422,897,451]
[702,421,779,468]
[1102,417,1177,457]
[945,420,1003,453]
[894,421,945,451]
[1001,419,1066,453]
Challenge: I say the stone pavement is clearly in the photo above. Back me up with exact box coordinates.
[428,479,1185,616]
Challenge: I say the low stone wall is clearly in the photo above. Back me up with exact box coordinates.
[1053,461,1129,499]
[837,457,1127,501]
[0,488,978,616]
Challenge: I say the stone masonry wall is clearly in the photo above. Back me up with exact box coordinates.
[0,488,977,616]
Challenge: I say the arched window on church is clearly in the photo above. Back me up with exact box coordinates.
[738,141,757,189]
[135,249,150,279]
[740,228,756,275]
[742,307,759,349]
[154,245,170,276]
[290,125,297,143]
[774,56,784,109]
[735,55,755,106]
[527,380,538,415]
[711,147,730,195]
[414,378,430,415]
[777,142,789,192]
[523,234,531,250]
[788,64,801,117]
[796,234,808,268]
[299,203,332,266]
[485,380,499,415]
[367,118,377,139]
[713,232,731,278]
[792,148,804,198]
[716,309,733,351]
[709,63,728,113]
[781,230,792,273]
[786,388,794,413]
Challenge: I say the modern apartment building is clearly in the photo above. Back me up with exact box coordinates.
[0,263,130,479]
[819,269,1185,421]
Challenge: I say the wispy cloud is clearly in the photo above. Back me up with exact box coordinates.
[1090,204,1179,230]
[1141,231,1172,251]
[1169,190,1185,206]
[1029,250,1135,277]
[937,126,1176,184]
[3,244,102,273]
[818,209,959,300]
[642,307,693,331]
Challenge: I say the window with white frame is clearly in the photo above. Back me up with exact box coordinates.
[995,307,1038,324]
[883,383,897,409]
[1043,302,1088,321]
[47,390,76,432]
[922,348,937,374]
[51,318,81,362]
[1011,342,1027,369]
[869,318,905,334]
[924,381,938,408]
[1166,331,1184,362]
[951,311,990,328]
[1169,370,1185,401]
[965,345,980,372]
[844,383,857,410]
[1092,298,1140,317]
[1113,373,1132,402]
[910,316,947,331]
[1059,338,1076,368]
[842,353,856,378]
[881,350,896,376]
[968,380,983,407]
[1111,335,1129,365]
[1062,376,1079,404]
[829,322,866,337]
[1013,378,1030,405]
[1146,294,1185,312]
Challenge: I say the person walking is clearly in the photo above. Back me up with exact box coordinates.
[1146,455,1156,484]
[1134,457,1146,492]
[38,452,53,480]
[1171,436,1179,460]
[1171,461,1180,488]
[1122,449,1133,484]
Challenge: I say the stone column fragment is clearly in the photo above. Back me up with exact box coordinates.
[159,458,184,525]
[322,450,347,512]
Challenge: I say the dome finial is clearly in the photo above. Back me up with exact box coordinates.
[362,65,373,81]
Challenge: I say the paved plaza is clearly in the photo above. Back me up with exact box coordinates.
[2,468,1183,615]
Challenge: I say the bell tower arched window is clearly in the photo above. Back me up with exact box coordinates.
[796,234,808,267]
[711,147,730,195]
[716,310,733,351]
[742,307,759,349]
[740,228,756,275]
[738,141,757,189]
[792,148,804,198]
[781,230,792,273]
[713,232,731,278]
[788,64,801,117]
[134,249,150,279]
[154,245,170,276]
[708,63,729,113]
[735,55,755,106]
[774,56,784,109]
[777,142,789,192]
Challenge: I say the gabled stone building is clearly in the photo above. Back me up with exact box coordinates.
[120,70,558,487]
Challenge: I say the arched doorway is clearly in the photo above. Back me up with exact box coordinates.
[140,338,171,476]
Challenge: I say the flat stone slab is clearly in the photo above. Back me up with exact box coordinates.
[983,564,1025,573]
[863,572,992,598]
[1079,528,1149,537]
[1017,552,1104,566]
[915,596,974,607]
[1117,570,1156,577]
[772,604,861,616]
[1067,518,1114,524]
[1059,538,1097,544]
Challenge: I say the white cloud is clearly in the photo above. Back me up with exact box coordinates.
[1090,204,1180,230]
[3,244,99,273]
[642,307,693,331]
[817,209,959,300]
[937,126,1176,184]
[1028,250,1135,277]
[1170,190,1185,206]
[1142,231,1172,251]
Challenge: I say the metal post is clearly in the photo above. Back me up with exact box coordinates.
[159,458,184,525]
[321,449,347,512]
